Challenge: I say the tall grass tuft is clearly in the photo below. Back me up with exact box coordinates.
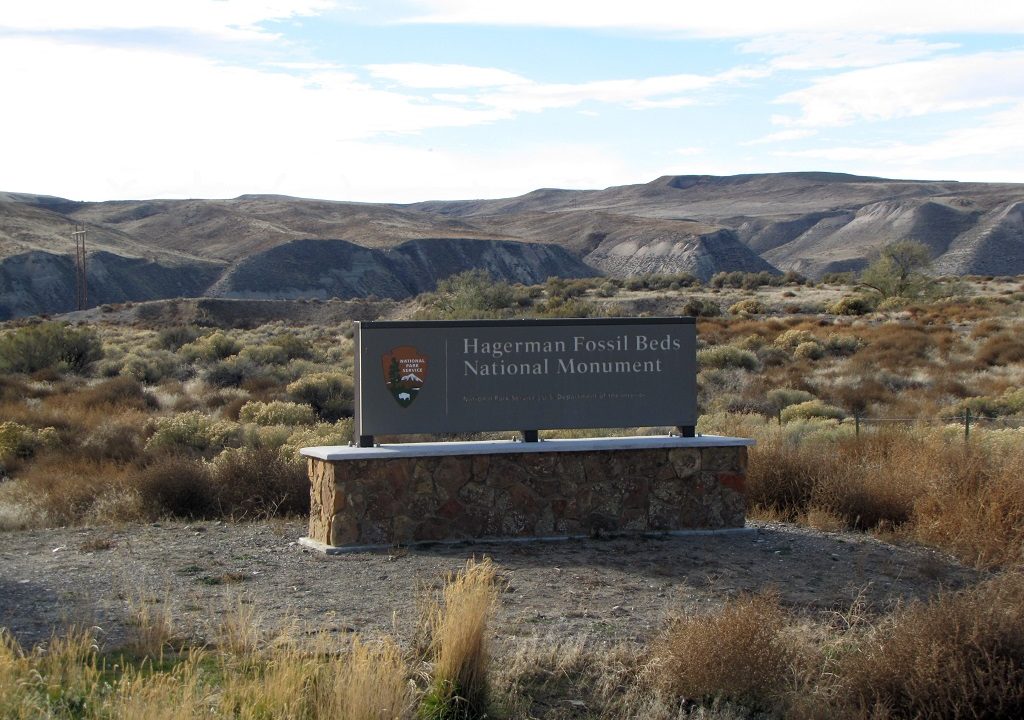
[322,636,416,720]
[420,558,499,720]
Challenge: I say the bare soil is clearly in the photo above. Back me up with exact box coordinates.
[0,519,983,653]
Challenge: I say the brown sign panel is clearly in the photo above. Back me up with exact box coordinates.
[354,317,697,439]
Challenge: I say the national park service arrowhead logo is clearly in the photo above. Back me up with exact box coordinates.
[382,346,428,408]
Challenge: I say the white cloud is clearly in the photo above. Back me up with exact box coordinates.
[0,36,663,201]
[742,129,817,145]
[777,101,1024,165]
[0,0,334,40]
[367,63,530,88]
[401,1,1024,37]
[740,34,957,70]
[774,51,1024,127]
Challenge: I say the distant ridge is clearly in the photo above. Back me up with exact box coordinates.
[1,171,1022,318]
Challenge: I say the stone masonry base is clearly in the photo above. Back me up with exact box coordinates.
[306,444,748,548]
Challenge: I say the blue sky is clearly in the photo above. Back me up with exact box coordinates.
[2,1,1024,202]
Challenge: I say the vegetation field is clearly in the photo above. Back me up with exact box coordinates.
[1,264,1023,718]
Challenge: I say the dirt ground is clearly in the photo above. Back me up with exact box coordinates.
[0,519,983,653]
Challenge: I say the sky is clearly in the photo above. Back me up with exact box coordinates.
[2,1,1024,203]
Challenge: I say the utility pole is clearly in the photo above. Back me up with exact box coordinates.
[72,225,88,310]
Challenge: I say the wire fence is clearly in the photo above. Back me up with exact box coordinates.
[773,409,1024,440]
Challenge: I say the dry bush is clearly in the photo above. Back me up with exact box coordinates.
[132,455,217,519]
[834,572,1024,719]
[9,454,139,525]
[421,558,499,720]
[913,441,1024,568]
[651,592,796,711]
[210,446,309,518]
[976,332,1024,366]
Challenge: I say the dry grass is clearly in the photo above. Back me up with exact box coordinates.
[833,572,1024,719]
[745,425,1024,568]
[420,558,500,719]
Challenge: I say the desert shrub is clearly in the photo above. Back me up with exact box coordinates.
[679,298,721,317]
[765,388,815,411]
[0,421,58,463]
[420,269,515,319]
[132,455,217,519]
[780,400,845,423]
[269,332,314,360]
[793,340,824,360]
[238,400,317,427]
[0,322,102,374]
[773,328,817,349]
[595,282,618,297]
[180,331,241,362]
[976,333,1024,366]
[827,295,876,315]
[203,356,255,388]
[119,350,182,384]
[209,446,308,518]
[75,376,158,411]
[728,298,766,316]
[287,372,353,422]
[755,345,790,367]
[144,411,242,456]
[822,271,855,285]
[955,389,1024,418]
[153,325,202,351]
[536,295,599,317]
[824,332,863,356]
[277,419,355,460]
[653,592,795,710]
[238,344,290,366]
[835,573,1024,718]
[698,345,760,371]
[80,420,143,462]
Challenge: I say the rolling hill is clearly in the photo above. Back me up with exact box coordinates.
[1,172,1022,319]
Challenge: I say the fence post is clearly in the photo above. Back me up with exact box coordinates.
[855,412,860,437]
[964,408,971,442]
[777,409,782,426]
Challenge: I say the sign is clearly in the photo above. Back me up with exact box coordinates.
[353,317,697,443]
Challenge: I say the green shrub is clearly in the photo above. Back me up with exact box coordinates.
[0,421,58,462]
[765,389,815,411]
[153,325,202,351]
[728,299,767,316]
[773,329,816,349]
[238,344,290,366]
[827,295,876,315]
[145,411,242,456]
[269,333,313,361]
[537,295,599,318]
[203,356,254,388]
[698,345,760,371]
[0,322,102,374]
[793,340,825,360]
[287,372,354,422]
[180,331,241,362]
[277,419,355,460]
[120,350,182,383]
[780,400,846,423]
[420,270,515,319]
[824,333,863,356]
[238,400,317,427]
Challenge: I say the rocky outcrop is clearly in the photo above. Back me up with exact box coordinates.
[307,445,747,548]
[0,250,221,320]
[209,237,597,300]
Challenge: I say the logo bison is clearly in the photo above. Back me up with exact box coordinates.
[382,346,428,408]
